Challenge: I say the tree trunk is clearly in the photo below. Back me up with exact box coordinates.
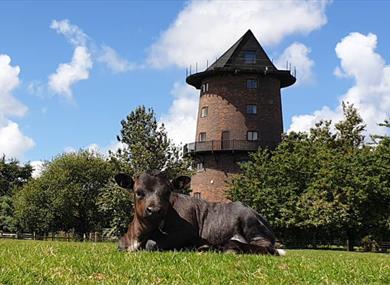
[347,230,354,251]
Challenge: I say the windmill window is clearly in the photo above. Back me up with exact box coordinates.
[247,131,258,141]
[199,132,206,142]
[194,192,201,199]
[247,79,257,89]
[196,162,204,171]
[244,51,256,64]
[246,104,257,114]
[201,106,208,118]
[201,83,209,93]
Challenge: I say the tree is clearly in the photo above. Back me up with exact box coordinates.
[13,179,55,234]
[228,103,390,248]
[110,105,192,185]
[0,156,32,233]
[14,151,113,238]
[0,156,32,196]
[0,195,17,232]
[96,182,133,238]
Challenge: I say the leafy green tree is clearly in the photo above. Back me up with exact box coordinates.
[13,179,54,234]
[335,102,366,150]
[111,105,192,185]
[14,151,113,237]
[229,103,390,248]
[0,156,32,196]
[370,120,390,239]
[97,182,133,238]
[0,156,32,233]
[0,195,17,232]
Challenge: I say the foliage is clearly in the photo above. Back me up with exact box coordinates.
[96,181,133,238]
[361,235,379,252]
[0,156,32,196]
[0,240,389,284]
[13,179,55,234]
[14,151,113,237]
[110,106,192,188]
[0,156,32,233]
[229,103,390,246]
[0,195,17,232]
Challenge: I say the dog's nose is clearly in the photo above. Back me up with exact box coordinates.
[146,206,162,216]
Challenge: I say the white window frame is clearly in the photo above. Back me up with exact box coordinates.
[196,162,204,171]
[247,131,258,141]
[201,106,208,118]
[201,83,209,93]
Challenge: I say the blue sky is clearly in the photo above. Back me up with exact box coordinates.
[1,1,390,172]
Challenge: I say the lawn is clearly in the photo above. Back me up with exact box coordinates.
[0,239,389,285]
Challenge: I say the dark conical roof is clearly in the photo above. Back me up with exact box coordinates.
[207,29,276,71]
[186,29,295,89]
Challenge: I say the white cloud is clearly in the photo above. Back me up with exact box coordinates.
[0,54,35,159]
[0,55,27,117]
[48,46,93,99]
[48,19,135,98]
[148,0,329,68]
[50,19,88,47]
[27,80,46,98]
[64,146,77,153]
[289,32,390,137]
[30,160,45,178]
[160,82,199,145]
[98,46,135,73]
[65,140,125,157]
[0,119,35,159]
[275,42,314,85]
[85,141,126,156]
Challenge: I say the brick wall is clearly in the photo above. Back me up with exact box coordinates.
[195,73,282,143]
[191,72,283,202]
[191,152,249,202]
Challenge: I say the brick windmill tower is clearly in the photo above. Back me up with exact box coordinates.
[184,30,296,202]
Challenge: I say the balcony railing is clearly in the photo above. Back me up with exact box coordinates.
[183,140,278,155]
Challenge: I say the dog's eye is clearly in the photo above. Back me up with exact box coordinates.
[135,191,145,199]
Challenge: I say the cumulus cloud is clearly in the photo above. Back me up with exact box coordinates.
[0,55,27,117]
[48,46,93,99]
[160,82,199,145]
[98,46,135,73]
[30,160,45,178]
[148,0,329,68]
[48,19,135,99]
[86,141,126,155]
[0,54,35,159]
[289,32,390,137]
[64,140,125,157]
[50,19,88,47]
[0,119,35,159]
[275,42,314,85]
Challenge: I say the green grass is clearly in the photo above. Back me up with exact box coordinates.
[0,239,389,284]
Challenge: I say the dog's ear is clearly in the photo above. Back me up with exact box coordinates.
[172,176,191,190]
[114,173,134,190]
